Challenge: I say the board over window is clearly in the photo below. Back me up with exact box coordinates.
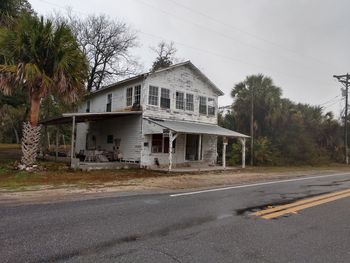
[106,94,112,112]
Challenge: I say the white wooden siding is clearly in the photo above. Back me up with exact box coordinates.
[142,65,219,124]
[75,115,142,162]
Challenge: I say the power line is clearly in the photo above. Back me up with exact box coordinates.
[166,0,339,70]
[333,73,350,164]
[319,95,341,106]
[37,0,336,85]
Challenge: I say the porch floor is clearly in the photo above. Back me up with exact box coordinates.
[151,164,238,173]
[78,161,139,170]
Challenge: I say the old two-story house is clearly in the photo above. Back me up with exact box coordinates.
[43,61,248,170]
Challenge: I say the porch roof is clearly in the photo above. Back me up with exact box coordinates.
[144,118,249,138]
[40,111,142,125]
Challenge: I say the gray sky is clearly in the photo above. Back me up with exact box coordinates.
[31,0,350,116]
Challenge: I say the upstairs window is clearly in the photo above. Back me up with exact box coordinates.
[186,93,194,111]
[199,96,207,114]
[86,100,90,113]
[134,85,141,105]
[176,91,184,110]
[126,87,133,106]
[208,98,216,116]
[160,88,170,109]
[106,94,112,112]
[148,86,159,106]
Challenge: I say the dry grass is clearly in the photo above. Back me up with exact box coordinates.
[1,143,350,192]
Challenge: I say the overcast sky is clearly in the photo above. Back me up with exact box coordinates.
[30,0,350,116]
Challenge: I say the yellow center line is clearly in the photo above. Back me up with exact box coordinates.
[261,191,350,219]
[253,188,350,217]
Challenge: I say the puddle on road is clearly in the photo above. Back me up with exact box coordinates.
[235,191,332,216]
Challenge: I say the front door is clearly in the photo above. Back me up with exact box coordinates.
[185,134,201,161]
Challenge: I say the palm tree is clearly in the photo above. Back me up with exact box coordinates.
[0,14,88,167]
[231,74,282,165]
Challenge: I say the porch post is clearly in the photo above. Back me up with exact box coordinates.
[239,138,246,169]
[222,136,227,168]
[168,131,173,171]
[198,134,202,160]
[70,115,76,166]
[168,131,178,171]
[55,129,59,161]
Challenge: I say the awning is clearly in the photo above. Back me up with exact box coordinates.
[144,118,249,138]
[40,111,142,125]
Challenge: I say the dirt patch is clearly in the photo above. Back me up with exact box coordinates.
[1,164,350,204]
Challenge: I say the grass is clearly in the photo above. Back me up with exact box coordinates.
[0,160,168,190]
[0,144,20,149]
[1,143,350,191]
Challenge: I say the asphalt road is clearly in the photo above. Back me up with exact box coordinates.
[1,172,350,263]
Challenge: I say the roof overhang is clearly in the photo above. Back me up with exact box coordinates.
[144,118,249,138]
[40,111,142,125]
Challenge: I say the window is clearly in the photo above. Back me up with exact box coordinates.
[151,134,176,153]
[134,85,141,105]
[107,135,114,144]
[208,98,216,116]
[151,134,163,153]
[126,87,133,106]
[160,88,170,109]
[106,94,112,112]
[86,100,90,113]
[186,94,194,111]
[148,86,159,106]
[199,96,207,114]
[176,91,184,110]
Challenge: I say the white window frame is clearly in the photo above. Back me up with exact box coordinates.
[148,85,159,106]
[176,91,185,110]
[134,85,141,105]
[186,93,194,111]
[160,88,171,109]
[126,87,133,106]
[208,97,216,116]
[199,96,207,115]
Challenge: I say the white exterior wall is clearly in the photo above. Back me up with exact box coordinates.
[142,65,219,124]
[79,81,143,113]
[75,115,142,162]
[75,64,222,168]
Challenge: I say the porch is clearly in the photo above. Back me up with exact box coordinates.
[40,111,143,169]
[143,118,249,171]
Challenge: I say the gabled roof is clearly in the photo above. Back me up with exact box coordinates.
[88,61,224,96]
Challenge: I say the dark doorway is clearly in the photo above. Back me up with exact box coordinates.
[186,134,201,161]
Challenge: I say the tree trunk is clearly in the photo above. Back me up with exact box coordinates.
[12,127,19,144]
[20,93,42,168]
[28,93,41,126]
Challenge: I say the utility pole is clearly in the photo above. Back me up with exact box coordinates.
[333,74,350,164]
[250,86,254,166]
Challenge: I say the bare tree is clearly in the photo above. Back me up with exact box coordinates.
[68,14,139,91]
[150,41,177,71]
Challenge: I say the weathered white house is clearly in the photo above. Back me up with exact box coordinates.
[43,61,248,170]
